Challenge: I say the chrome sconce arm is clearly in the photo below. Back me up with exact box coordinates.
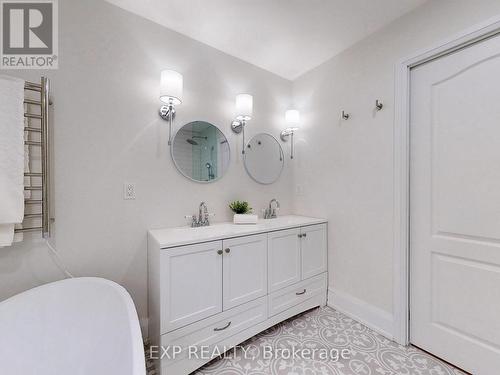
[231,94,253,155]
[159,100,176,145]
[280,128,297,159]
[231,118,247,154]
[281,109,300,159]
[158,70,183,146]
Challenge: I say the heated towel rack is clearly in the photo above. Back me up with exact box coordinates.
[15,77,51,238]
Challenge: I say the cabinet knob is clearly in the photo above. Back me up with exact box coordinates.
[225,248,231,254]
[217,250,223,255]
[298,234,302,238]
[303,233,307,238]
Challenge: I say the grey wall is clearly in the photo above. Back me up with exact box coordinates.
[292,0,500,319]
[0,0,294,333]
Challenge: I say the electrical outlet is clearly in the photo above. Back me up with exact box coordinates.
[124,183,136,200]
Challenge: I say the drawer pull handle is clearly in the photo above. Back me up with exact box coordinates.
[296,289,306,295]
[214,321,231,331]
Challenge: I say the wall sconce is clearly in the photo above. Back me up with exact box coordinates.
[159,70,183,145]
[231,94,253,154]
[280,109,300,159]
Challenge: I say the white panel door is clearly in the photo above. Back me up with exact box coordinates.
[160,241,222,333]
[300,224,327,280]
[222,234,268,310]
[268,228,301,292]
[410,34,500,374]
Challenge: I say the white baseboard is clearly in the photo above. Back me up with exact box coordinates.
[327,288,394,340]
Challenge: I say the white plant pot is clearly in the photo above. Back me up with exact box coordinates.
[233,214,258,224]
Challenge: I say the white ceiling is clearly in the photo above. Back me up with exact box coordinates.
[105,0,428,80]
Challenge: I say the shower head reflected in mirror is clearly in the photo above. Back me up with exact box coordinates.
[171,121,230,183]
[186,136,208,146]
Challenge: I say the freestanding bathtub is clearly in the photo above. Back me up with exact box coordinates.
[0,277,146,375]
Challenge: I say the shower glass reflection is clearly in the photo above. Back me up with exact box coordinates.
[171,121,230,182]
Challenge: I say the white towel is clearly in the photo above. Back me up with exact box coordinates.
[0,75,25,247]
[14,110,33,243]
[24,119,31,200]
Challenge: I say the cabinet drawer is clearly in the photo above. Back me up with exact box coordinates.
[162,297,267,361]
[268,273,327,317]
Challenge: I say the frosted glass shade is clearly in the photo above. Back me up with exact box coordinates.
[235,94,253,121]
[285,109,300,130]
[160,70,183,105]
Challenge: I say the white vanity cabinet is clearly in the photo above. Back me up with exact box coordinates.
[268,223,327,292]
[268,227,301,292]
[160,241,223,332]
[222,233,268,310]
[301,223,328,279]
[148,215,328,375]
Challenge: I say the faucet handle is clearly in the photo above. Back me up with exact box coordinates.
[271,207,280,218]
[202,213,215,226]
[185,214,197,227]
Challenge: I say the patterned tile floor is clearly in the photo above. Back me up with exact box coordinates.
[147,306,465,375]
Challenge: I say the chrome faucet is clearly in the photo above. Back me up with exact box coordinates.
[199,201,209,226]
[185,202,214,227]
[264,199,280,219]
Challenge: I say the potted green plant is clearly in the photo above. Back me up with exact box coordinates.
[229,200,258,224]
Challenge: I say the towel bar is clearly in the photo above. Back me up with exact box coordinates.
[25,199,43,205]
[24,82,41,92]
[25,140,42,146]
[23,99,41,106]
[24,113,42,119]
[16,227,43,232]
[24,127,42,133]
[15,77,51,238]
[23,213,42,219]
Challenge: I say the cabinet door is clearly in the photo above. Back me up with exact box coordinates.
[268,228,301,292]
[222,234,267,310]
[301,224,327,280]
[160,241,222,333]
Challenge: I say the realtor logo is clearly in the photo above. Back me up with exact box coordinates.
[1,0,58,69]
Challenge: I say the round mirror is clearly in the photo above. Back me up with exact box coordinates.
[171,121,230,183]
[244,133,284,184]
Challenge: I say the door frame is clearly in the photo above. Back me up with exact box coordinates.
[393,15,500,345]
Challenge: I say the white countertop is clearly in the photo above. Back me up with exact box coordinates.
[149,215,327,248]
